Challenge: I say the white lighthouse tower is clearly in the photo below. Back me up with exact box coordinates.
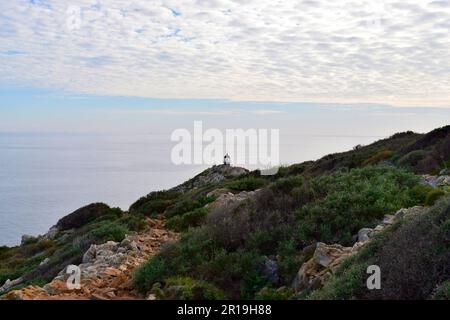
[223,153,231,166]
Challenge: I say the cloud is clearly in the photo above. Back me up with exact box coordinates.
[0,0,449,107]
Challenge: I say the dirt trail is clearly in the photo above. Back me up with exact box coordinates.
[3,219,177,300]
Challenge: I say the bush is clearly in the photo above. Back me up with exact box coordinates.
[165,208,209,232]
[362,149,394,166]
[425,189,446,206]
[270,176,304,193]
[91,222,128,242]
[130,190,181,216]
[432,281,450,300]
[119,214,148,232]
[165,196,214,218]
[397,150,427,168]
[298,166,423,245]
[407,184,434,205]
[310,195,450,300]
[227,177,267,191]
[156,277,228,300]
[255,287,294,300]
[133,256,167,293]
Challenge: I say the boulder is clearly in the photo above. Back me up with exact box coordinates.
[43,226,59,240]
[357,228,373,243]
[39,257,50,266]
[292,243,353,293]
[436,175,450,186]
[0,277,23,294]
[21,234,37,245]
[56,203,111,231]
[382,215,395,225]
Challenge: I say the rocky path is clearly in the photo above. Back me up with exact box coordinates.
[3,219,177,300]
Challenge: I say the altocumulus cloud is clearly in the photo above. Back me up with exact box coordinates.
[0,0,449,107]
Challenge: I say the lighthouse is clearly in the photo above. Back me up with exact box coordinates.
[223,153,231,166]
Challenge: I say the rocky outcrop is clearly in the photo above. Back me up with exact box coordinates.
[2,219,177,300]
[56,203,111,231]
[422,175,450,188]
[206,188,261,211]
[0,278,23,295]
[172,165,248,193]
[292,206,427,294]
[292,243,355,292]
[20,234,37,245]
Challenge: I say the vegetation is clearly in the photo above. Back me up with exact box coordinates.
[309,195,450,300]
[424,189,446,206]
[226,177,267,191]
[134,165,429,298]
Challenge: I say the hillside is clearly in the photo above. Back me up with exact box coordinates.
[1,125,449,300]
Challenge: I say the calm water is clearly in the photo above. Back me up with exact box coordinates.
[0,132,380,246]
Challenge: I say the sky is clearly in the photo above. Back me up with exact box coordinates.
[0,0,450,109]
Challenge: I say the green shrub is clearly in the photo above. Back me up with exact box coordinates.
[397,150,427,168]
[270,176,304,193]
[130,190,181,216]
[91,222,128,242]
[362,149,394,166]
[408,184,434,205]
[165,208,209,232]
[133,256,167,293]
[432,281,450,300]
[310,195,450,300]
[119,214,148,232]
[158,276,228,300]
[425,189,445,206]
[165,196,214,218]
[227,177,267,191]
[255,287,294,300]
[298,166,422,245]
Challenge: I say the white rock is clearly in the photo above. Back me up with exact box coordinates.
[357,228,373,243]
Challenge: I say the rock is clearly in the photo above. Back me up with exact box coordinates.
[43,280,73,295]
[382,215,395,225]
[422,175,439,188]
[262,257,279,284]
[146,294,157,300]
[43,226,59,240]
[39,257,50,266]
[0,277,23,294]
[82,245,97,264]
[395,208,408,218]
[172,165,248,192]
[206,188,233,198]
[439,168,450,176]
[56,203,111,231]
[21,234,37,245]
[313,243,353,268]
[292,243,354,293]
[3,285,49,300]
[103,267,122,277]
[436,175,450,186]
[357,228,373,243]
[120,238,139,251]
[395,206,424,219]
[302,243,318,256]
[206,190,258,211]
